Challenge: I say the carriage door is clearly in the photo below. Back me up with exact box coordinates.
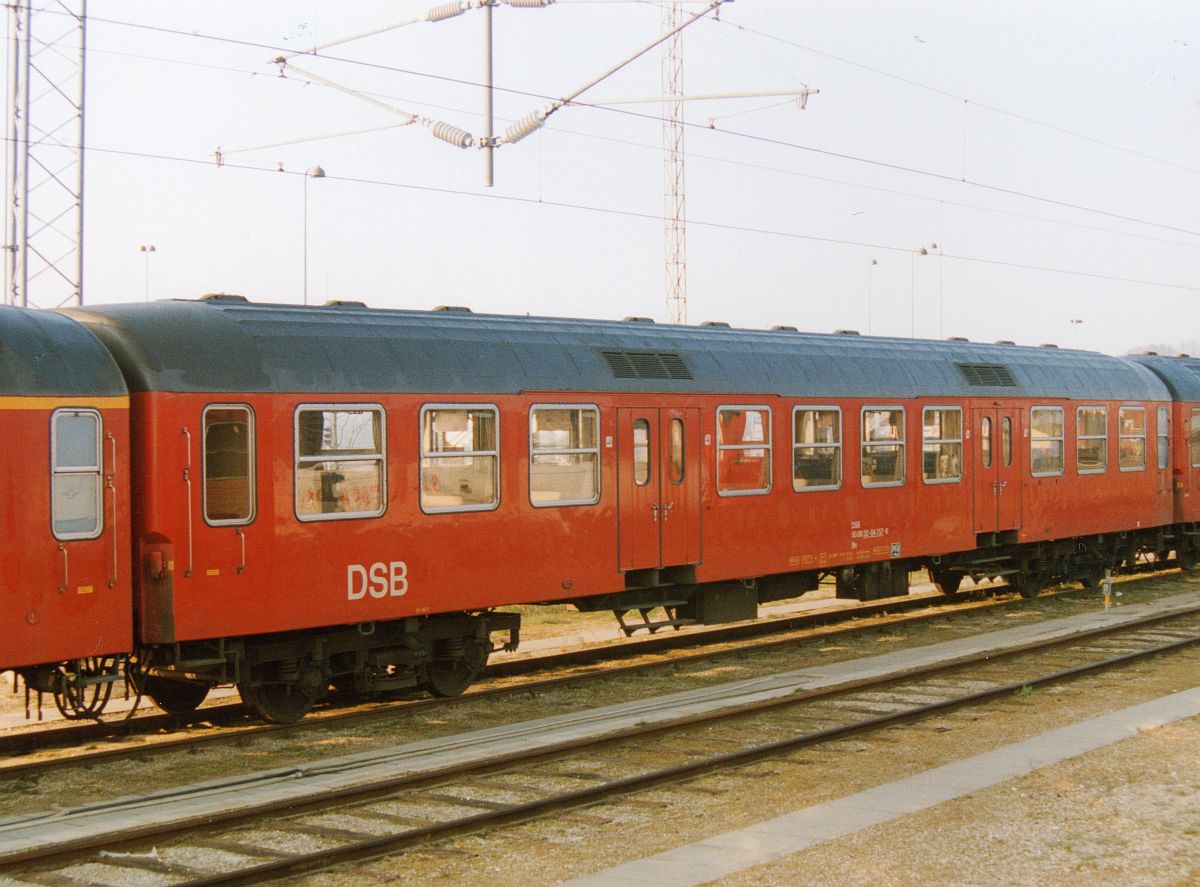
[972,408,1021,533]
[617,407,701,572]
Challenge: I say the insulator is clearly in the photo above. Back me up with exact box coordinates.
[424,1,468,22]
[503,110,547,144]
[502,0,555,7]
[428,120,474,148]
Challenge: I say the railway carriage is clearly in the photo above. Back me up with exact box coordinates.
[4,295,1197,723]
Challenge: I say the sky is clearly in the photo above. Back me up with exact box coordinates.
[6,1,1199,355]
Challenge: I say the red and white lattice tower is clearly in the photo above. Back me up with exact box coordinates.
[662,0,686,325]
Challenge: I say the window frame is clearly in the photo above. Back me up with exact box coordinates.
[715,404,773,497]
[1117,405,1146,473]
[1030,405,1065,478]
[528,403,601,508]
[202,403,257,527]
[921,405,963,485]
[791,404,842,493]
[1190,408,1200,469]
[1075,405,1109,475]
[419,402,500,515]
[1157,406,1170,471]
[50,407,104,541]
[860,404,906,489]
[293,402,387,523]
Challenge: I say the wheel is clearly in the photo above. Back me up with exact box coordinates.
[1080,572,1102,589]
[144,677,210,715]
[930,569,963,597]
[1009,571,1043,599]
[1178,547,1198,572]
[238,681,322,724]
[53,657,119,720]
[424,640,489,698]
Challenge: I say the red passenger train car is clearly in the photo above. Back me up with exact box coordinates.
[3,296,1198,722]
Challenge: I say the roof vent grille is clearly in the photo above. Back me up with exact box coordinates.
[601,350,692,381]
[956,362,1017,387]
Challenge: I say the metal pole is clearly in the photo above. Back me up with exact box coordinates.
[483,0,494,187]
[303,174,309,306]
[18,0,31,307]
[75,0,86,305]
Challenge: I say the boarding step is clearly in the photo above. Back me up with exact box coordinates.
[613,603,696,637]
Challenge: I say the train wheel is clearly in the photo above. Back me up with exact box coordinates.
[144,678,210,715]
[1178,546,1199,572]
[930,569,963,597]
[238,681,322,724]
[1009,571,1043,599]
[424,639,490,698]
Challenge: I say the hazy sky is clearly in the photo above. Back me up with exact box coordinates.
[12,1,1199,354]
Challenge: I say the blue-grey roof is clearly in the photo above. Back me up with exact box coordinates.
[0,305,127,398]
[1129,354,1200,401]
[63,297,1169,402]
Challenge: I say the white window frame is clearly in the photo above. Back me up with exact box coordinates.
[1157,406,1170,471]
[716,404,773,497]
[202,403,257,527]
[1118,406,1146,472]
[1030,406,1065,477]
[528,403,600,508]
[791,405,842,492]
[293,403,387,522]
[50,407,104,541]
[1076,405,1108,475]
[921,405,963,485]
[861,405,906,489]
[420,403,500,514]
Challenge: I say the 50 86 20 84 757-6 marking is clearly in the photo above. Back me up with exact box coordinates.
[346,561,409,600]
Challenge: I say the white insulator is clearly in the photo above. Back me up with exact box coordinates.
[428,120,474,148]
[502,0,555,7]
[424,1,468,22]
[503,110,547,144]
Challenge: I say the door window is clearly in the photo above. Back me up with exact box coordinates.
[668,418,685,485]
[980,417,992,469]
[203,405,255,525]
[633,419,651,486]
[51,409,103,540]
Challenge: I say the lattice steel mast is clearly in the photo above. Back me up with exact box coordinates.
[661,0,686,325]
[4,0,87,307]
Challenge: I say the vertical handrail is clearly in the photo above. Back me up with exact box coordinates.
[106,432,117,588]
[57,544,68,593]
[182,426,193,578]
[236,527,246,574]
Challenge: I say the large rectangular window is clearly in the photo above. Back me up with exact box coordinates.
[922,407,963,483]
[1158,406,1170,470]
[716,406,771,495]
[1031,406,1064,476]
[1118,406,1146,471]
[295,405,385,521]
[861,407,905,487]
[530,405,599,507]
[793,407,841,491]
[204,405,255,524]
[51,409,103,540]
[1076,406,1108,473]
[421,405,499,512]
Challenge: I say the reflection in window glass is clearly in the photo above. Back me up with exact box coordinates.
[923,408,962,482]
[981,417,992,469]
[1031,407,1065,476]
[717,407,772,495]
[669,419,685,485]
[861,408,905,486]
[204,406,254,524]
[793,408,841,491]
[52,410,102,539]
[1002,417,1013,467]
[1077,406,1108,473]
[296,406,385,520]
[633,419,650,486]
[1118,407,1146,471]
[1190,409,1200,468]
[530,406,599,506]
[421,406,498,512]
[1158,407,1170,470]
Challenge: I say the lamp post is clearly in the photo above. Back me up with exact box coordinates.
[910,242,937,338]
[303,165,325,306]
[866,258,878,335]
[138,244,156,302]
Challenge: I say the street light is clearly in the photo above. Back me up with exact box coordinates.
[910,242,937,338]
[866,258,878,335]
[303,165,325,306]
[138,244,156,302]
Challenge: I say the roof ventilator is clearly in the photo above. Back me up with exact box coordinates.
[622,316,655,323]
[600,349,693,380]
[771,325,798,332]
[700,321,731,328]
[323,300,367,308]
[955,363,1018,387]
[200,293,248,303]
[833,329,860,335]
[433,305,473,313]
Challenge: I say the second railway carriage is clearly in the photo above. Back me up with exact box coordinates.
[58,295,1181,722]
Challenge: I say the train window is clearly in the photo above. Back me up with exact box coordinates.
[51,409,103,540]
[1030,406,1064,476]
[861,407,905,487]
[529,405,600,506]
[1076,406,1108,474]
[980,417,992,469]
[1191,409,1200,468]
[922,408,962,483]
[203,405,255,525]
[1118,407,1146,471]
[295,405,386,521]
[1002,417,1013,467]
[717,406,772,496]
[1158,406,1170,470]
[792,406,841,491]
[633,419,651,486]
[668,418,685,485]
[421,405,499,513]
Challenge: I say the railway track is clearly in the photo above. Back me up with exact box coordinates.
[3,595,1198,886]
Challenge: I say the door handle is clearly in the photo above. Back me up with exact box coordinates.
[660,502,674,522]
[650,503,659,522]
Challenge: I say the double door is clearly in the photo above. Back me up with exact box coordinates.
[617,407,701,571]
[972,408,1022,533]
